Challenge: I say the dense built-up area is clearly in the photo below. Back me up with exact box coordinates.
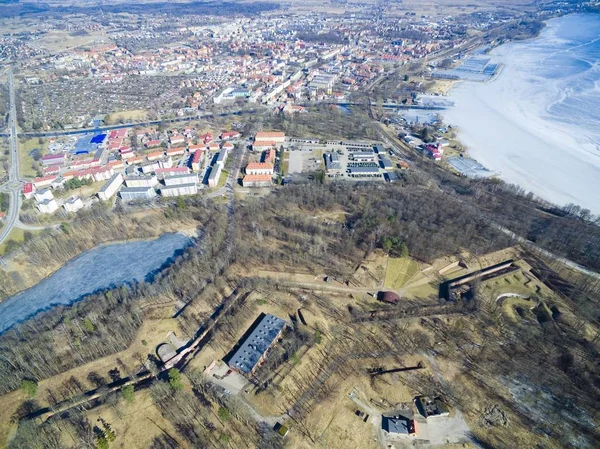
[6,5,516,130]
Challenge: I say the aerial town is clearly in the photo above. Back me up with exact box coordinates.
[0,1,599,449]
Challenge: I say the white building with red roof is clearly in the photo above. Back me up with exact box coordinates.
[23,182,35,199]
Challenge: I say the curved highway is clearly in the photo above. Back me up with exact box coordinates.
[0,69,22,246]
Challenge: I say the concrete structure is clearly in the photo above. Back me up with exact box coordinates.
[253,141,279,151]
[309,73,336,94]
[120,186,156,201]
[141,161,160,174]
[348,166,381,178]
[23,182,35,200]
[255,131,285,143]
[414,396,449,418]
[37,198,59,214]
[34,188,54,203]
[127,155,145,165]
[326,140,372,150]
[208,164,222,188]
[191,149,206,172]
[379,155,393,169]
[350,151,376,162]
[242,174,273,187]
[98,173,123,201]
[158,157,174,169]
[166,147,186,157]
[33,176,57,189]
[90,166,114,182]
[288,137,320,145]
[41,153,65,166]
[324,152,342,174]
[228,314,286,375]
[125,175,158,188]
[382,414,417,437]
[221,131,241,140]
[245,162,274,176]
[63,196,83,213]
[169,135,185,146]
[161,183,198,197]
[263,149,276,164]
[155,167,190,178]
[216,149,228,167]
[146,150,164,161]
[214,86,251,104]
[164,173,198,186]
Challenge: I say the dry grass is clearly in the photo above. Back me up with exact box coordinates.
[0,314,183,447]
[106,110,148,125]
[0,227,25,255]
[384,257,420,290]
[84,388,191,449]
[428,79,458,95]
[18,138,45,178]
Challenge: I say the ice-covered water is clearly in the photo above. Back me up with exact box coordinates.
[0,233,192,333]
[443,14,600,212]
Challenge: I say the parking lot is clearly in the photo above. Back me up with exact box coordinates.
[205,360,249,394]
[287,148,324,174]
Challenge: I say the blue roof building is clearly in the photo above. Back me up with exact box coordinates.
[228,314,286,375]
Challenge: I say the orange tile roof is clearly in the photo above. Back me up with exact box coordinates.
[246,162,274,171]
[147,150,164,159]
[255,131,285,141]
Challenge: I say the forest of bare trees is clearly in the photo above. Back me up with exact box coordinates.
[0,197,229,396]
[0,158,598,448]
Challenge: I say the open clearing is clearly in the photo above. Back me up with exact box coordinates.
[0,227,26,255]
[384,257,419,289]
[106,109,148,124]
[18,138,45,178]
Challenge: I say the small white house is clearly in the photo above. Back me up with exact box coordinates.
[63,197,84,213]
[37,198,59,214]
[34,188,54,203]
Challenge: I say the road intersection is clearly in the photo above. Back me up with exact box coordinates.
[0,68,23,246]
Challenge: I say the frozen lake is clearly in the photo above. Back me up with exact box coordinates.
[0,233,192,333]
[442,14,600,212]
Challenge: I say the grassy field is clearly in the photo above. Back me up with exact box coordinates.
[0,227,25,255]
[280,149,289,175]
[18,138,45,178]
[0,141,8,181]
[105,109,148,125]
[0,315,182,447]
[384,257,419,289]
[216,169,229,189]
[54,180,104,200]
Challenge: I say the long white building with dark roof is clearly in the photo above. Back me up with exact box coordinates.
[228,314,286,375]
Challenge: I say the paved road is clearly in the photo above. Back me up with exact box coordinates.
[14,220,59,231]
[206,141,248,200]
[375,111,600,280]
[0,108,254,139]
[0,68,23,246]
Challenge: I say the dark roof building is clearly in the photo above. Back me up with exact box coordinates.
[324,152,342,172]
[379,155,393,169]
[228,314,286,375]
[378,291,400,304]
[348,166,380,176]
[415,396,449,418]
[382,414,416,436]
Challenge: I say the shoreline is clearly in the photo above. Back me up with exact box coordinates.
[437,14,600,212]
[0,231,197,334]
[0,228,198,303]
